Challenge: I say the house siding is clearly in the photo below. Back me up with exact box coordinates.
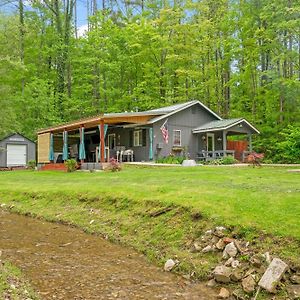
[0,133,36,167]
[153,104,218,160]
[107,126,151,161]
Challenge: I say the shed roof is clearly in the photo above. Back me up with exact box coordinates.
[0,133,36,144]
[192,118,260,134]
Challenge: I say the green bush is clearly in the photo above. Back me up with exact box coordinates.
[156,155,184,164]
[207,155,237,165]
[64,159,78,172]
[27,160,36,170]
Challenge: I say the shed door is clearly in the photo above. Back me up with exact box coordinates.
[7,144,27,166]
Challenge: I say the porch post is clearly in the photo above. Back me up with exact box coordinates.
[100,120,105,163]
[222,131,227,155]
[49,132,54,163]
[248,134,253,152]
[79,125,86,164]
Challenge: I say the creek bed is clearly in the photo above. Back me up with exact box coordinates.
[0,210,215,299]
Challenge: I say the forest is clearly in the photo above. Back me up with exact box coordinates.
[0,0,300,162]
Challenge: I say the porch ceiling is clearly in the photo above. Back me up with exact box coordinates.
[192,118,260,134]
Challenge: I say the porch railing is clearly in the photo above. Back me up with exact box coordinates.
[196,150,235,161]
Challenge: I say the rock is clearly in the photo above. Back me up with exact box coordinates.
[211,235,220,244]
[182,159,197,167]
[213,265,232,283]
[0,250,2,257]
[258,258,288,293]
[218,287,230,299]
[250,255,262,268]
[216,239,226,250]
[225,257,234,267]
[231,269,243,282]
[223,237,234,244]
[206,279,217,287]
[191,242,202,252]
[291,275,300,284]
[214,226,226,238]
[223,242,238,258]
[242,275,256,294]
[0,203,6,208]
[264,252,271,265]
[164,259,176,272]
[202,245,213,253]
[205,229,213,235]
[287,285,300,299]
[231,260,240,268]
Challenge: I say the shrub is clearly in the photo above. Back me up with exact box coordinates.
[27,160,36,170]
[107,158,121,172]
[207,155,237,165]
[156,155,184,164]
[64,159,78,172]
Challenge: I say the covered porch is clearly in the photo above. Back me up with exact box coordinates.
[37,113,156,170]
[193,118,260,162]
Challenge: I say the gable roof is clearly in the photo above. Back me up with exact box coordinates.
[147,100,222,124]
[192,118,260,134]
[0,133,36,144]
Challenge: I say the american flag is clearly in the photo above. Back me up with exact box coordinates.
[160,119,169,144]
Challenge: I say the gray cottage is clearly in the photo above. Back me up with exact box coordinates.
[37,100,259,168]
[0,133,36,167]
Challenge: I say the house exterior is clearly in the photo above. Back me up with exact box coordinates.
[0,133,36,167]
[37,100,259,168]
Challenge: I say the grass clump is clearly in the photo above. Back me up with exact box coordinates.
[0,261,39,300]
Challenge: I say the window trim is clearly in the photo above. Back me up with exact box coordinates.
[133,130,143,147]
[173,130,182,146]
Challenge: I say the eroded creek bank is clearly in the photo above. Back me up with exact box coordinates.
[0,210,216,299]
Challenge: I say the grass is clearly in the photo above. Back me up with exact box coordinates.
[0,166,299,239]
[0,165,299,290]
[0,261,39,300]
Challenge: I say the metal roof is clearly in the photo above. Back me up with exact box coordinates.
[193,118,260,134]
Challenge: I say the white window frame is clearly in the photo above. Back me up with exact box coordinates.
[206,133,215,151]
[173,130,181,146]
[133,130,142,147]
[108,133,116,149]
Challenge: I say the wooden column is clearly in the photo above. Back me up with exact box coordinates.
[100,120,105,163]
[80,125,84,164]
[222,131,227,154]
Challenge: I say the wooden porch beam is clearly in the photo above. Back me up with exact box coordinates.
[100,120,105,163]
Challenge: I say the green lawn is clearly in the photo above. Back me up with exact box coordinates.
[0,165,299,240]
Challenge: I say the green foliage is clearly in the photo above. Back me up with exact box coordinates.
[64,159,78,172]
[274,125,300,163]
[207,156,237,165]
[1,1,300,156]
[156,155,185,164]
[27,160,36,170]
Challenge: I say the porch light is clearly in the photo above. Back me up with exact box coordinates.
[202,135,206,141]
[217,137,222,142]
[239,123,243,128]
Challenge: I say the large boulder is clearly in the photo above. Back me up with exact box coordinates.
[258,258,288,293]
[182,160,197,167]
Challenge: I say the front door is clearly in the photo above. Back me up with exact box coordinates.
[207,133,215,152]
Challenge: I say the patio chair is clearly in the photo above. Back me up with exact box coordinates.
[123,149,134,162]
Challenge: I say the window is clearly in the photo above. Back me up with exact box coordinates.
[134,130,142,146]
[173,130,181,146]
